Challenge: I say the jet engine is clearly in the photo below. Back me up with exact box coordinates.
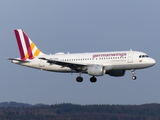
[87,65,105,76]
[107,70,125,77]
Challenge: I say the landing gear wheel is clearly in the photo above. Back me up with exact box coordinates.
[131,69,137,80]
[90,76,97,83]
[132,76,137,80]
[76,76,83,82]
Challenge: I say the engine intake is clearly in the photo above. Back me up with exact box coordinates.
[87,65,105,76]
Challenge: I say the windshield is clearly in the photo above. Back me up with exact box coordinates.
[139,55,149,58]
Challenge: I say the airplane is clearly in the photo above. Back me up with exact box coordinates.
[7,29,156,83]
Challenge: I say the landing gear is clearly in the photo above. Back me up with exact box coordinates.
[76,73,97,83]
[76,72,83,82]
[90,76,97,83]
[131,69,137,80]
[132,76,137,80]
[76,76,83,82]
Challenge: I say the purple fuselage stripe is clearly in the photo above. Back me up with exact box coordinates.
[23,32,33,59]
[14,30,25,60]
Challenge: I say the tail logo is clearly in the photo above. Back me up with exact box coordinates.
[14,29,42,60]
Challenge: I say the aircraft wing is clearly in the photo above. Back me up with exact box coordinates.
[39,57,88,71]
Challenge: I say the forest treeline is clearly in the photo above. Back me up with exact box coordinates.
[0,102,160,120]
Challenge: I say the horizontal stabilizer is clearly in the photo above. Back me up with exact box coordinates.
[6,58,30,62]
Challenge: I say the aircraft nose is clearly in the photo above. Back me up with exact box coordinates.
[150,58,156,66]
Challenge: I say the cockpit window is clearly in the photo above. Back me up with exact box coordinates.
[139,55,149,58]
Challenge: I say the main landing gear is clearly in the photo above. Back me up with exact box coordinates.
[76,76,83,82]
[76,74,97,83]
[131,69,137,80]
[76,72,83,82]
[90,76,97,83]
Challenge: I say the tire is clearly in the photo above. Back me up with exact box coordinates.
[90,77,97,83]
[76,76,83,82]
[132,76,137,80]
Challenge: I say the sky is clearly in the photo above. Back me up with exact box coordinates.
[1,0,160,105]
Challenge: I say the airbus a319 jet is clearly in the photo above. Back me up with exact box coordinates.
[7,29,156,83]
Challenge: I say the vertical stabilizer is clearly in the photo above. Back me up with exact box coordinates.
[14,29,43,60]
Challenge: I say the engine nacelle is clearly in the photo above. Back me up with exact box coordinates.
[87,65,105,76]
[107,70,125,77]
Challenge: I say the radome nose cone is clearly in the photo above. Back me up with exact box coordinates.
[151,59,156,65]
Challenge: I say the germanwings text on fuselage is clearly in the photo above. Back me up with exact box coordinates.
[93,53,126,58]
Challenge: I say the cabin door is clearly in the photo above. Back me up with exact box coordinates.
[128,52,133,63]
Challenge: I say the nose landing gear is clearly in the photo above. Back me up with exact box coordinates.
[131,69,137,80]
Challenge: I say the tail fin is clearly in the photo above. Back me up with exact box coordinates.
[14,29,44,60]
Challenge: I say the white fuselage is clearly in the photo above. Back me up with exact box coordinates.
[12,51,156,74]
